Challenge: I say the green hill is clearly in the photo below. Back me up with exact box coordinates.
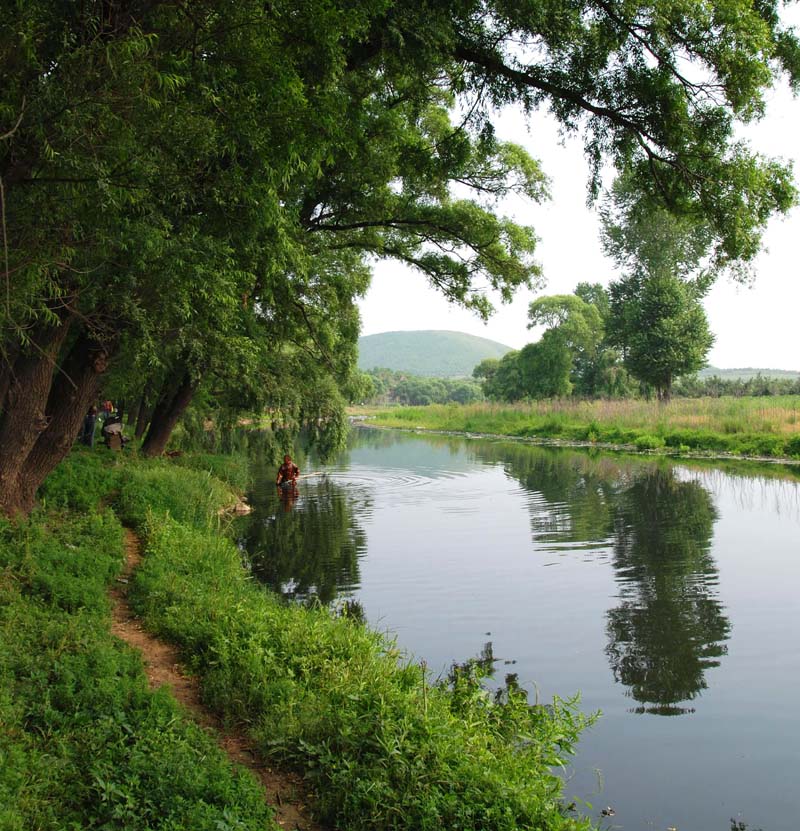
[357,330,512,377]
[699,366,800,380]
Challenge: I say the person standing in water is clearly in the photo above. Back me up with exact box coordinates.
[276,454,300,490]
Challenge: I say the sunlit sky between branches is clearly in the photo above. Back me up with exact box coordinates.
[358,24,800,371]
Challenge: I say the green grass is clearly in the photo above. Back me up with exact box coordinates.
[115,463,238,529]
[361,397,800,459]
[167,450,251,492]
[0,507,277,831]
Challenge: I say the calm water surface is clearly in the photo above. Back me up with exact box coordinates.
[239,427,800,831]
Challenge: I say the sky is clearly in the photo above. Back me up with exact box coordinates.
[357,35,800,371]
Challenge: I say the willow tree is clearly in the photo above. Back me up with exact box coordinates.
[2,0,799,516]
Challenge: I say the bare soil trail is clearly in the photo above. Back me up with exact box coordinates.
[110,528,326,831]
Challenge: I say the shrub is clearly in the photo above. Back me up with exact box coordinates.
[634,434,665,450]
[784,436,800,458]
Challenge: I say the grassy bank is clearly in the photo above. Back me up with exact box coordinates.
[2,449,595,831]
[362,397,800,459]
[0,461,276,830]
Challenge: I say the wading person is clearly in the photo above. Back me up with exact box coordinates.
[276,454,300,491]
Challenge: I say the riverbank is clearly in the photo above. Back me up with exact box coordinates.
[357,397,800,462]
[1,448,596,831]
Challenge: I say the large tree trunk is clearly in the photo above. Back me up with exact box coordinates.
[0,341,21,413]
[15,332,113,514]
[0,319,73,517]
[140,371,196,457]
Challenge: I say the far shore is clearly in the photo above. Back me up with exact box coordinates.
[352,397,800,466]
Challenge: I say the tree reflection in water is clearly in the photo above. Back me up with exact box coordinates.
[473,441,630,548]
[607,467,729,715]
[241,474,368,605]
[475,443,731,715]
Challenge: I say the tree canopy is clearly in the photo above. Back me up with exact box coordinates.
[607,272,715,400]
[601,176,718,399]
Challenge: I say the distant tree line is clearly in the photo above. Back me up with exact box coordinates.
[474,178,726,403]
[474,283,631,401]
[473,267,798,401]
[673,374,800,398]
[362,369,484,406]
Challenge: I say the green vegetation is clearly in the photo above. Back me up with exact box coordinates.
[363,368,485,405]
[678,374,800,397]
[476,275,717,405]
[0,488,277,830]
[365,398,800,460]
[600,179,717,401]
[2,449,596,830]
[699,368,799,381]
[358,331,512,377]
[475,286,633,402]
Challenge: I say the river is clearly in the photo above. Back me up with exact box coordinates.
[237,426,800,831]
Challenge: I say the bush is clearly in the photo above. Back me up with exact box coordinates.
[784,436,800,458]
[633,434,665,450]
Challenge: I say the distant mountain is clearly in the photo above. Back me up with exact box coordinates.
[357,330,512,377]
[698,366,800,380]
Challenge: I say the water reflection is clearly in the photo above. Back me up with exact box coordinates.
[473,442,731,715]
[473,442,626,548]
[239,462,369,603]
[232,427,800,829]
[607,468,729,715]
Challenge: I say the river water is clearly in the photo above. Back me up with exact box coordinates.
[238,426,800,831]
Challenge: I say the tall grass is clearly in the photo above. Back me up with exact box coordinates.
[115,463,240,529]
[365,398,800,459]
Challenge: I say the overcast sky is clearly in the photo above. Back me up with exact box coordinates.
[358,32,800,371]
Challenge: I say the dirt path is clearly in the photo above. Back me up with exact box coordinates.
[110,528,326,831]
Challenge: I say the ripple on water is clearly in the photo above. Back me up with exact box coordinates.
[315,465,478,505]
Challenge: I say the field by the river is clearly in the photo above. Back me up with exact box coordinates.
[361,396,800,459]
